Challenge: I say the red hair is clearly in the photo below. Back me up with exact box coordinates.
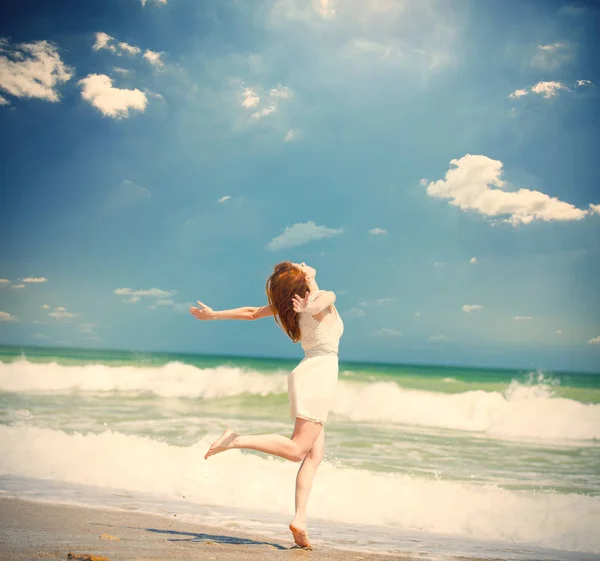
[266,261,309,342]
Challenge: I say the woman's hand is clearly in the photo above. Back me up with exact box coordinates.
[292,291,311,313]
[190,300,216,321]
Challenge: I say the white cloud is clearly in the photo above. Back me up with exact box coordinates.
[141,0,167,6]
[375,297,394,305]
[426,154,590,225]
[368,228,388,235]
[0,94,10,106]
[590,204,600,215]
[284,129,298,142]
[22,277,48,283]
[347,307,366,317]
[41,304,50,309]
[241,88,260,108]
[589,336,600,345]
[143,49,164,67]
[113,67,131,75]
[508,88,529,99]
[118,42,141,56]
[429,334,448,341]
[49,306,78,320]
[240,83,293,122]
[219,196,231,203]
[538,43,563,51]
[532,42,572,70]
[126,296,141,304]
[115,287,175,298]
[0,279,10,285]
[462,304,483,313]
[78,327,96,335]
[0,39,73,103]
[269,85,293,99]
[272,0,457,76]
[11,284,25,289]
[271,0,336,22]
[371,328,402,337]
[514,316,532,321]
[433,261,445,268]
[419,179,427,186]
[32,320,45,325]
[251,104,277,120]
[93,33,142,57]
[0,311,17,322]
[556,329,563,335]
[156,299,175,306]
[267,221,343,250]
[469,257,478,264]
[510,80,592,100]
[93,32,115,52]
[414,311,421,317]
[531,81,569,98]
[79,74,148,118]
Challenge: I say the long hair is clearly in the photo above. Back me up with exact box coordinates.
[266,261,309,343]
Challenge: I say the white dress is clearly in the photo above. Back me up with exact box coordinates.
[287,290,344,424]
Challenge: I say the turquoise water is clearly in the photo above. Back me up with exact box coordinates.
[1,345,600,558]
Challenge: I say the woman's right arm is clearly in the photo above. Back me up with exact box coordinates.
[190,301,273,321]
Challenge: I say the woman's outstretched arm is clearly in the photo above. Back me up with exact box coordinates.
[190,301,274,321]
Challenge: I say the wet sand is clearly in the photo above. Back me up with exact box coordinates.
[0,497,421,561]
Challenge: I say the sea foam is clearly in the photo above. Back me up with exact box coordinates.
[0,425,598,553]
[2,359,599,442]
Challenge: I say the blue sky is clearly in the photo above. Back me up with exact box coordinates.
[0,0,599,372]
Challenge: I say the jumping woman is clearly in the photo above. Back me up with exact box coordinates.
[189,261,344,549]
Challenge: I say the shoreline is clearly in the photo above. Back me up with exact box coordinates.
[0,496,421,561]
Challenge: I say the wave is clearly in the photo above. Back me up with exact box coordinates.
[0,359,287,398]
[0,425,598,553]
[2,360,599,442]
[333,379,600,441]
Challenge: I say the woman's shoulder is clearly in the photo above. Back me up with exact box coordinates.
[307,289,323,302]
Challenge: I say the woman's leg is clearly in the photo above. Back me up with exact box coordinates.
[289,427,325,548]
[204,417,323,462]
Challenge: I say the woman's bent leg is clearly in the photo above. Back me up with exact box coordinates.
[204,418,323,462]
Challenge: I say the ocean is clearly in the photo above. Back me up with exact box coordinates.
[1,345,599,560]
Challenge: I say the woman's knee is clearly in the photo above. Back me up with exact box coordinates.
[294,442,324,464]
[308,448,324,463]
[289,441,313,462]
[289,449,309,462]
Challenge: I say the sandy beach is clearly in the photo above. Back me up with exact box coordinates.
[0,497,422,561]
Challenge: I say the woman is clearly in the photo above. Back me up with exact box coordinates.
[189,261,344,549]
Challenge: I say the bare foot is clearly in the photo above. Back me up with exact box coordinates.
[204,429,238,460]
[289,520,312,549]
